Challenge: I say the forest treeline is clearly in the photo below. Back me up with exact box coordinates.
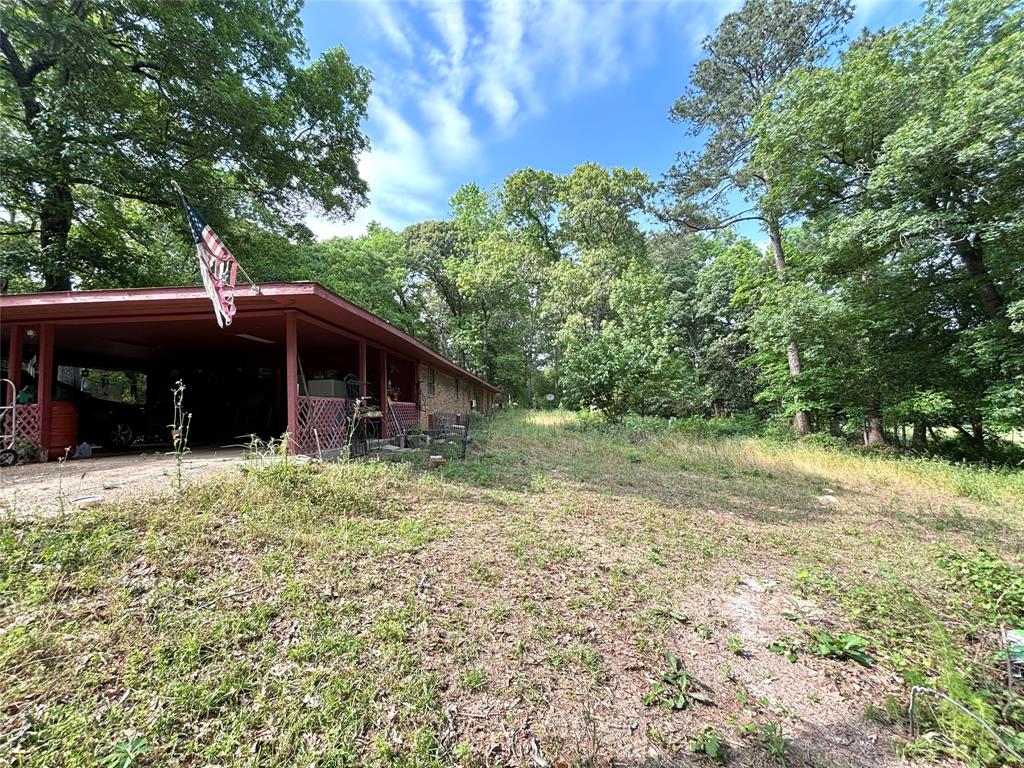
[2,0,1021,459]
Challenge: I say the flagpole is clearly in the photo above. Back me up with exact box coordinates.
[170,180,260,294]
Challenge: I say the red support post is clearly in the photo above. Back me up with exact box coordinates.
[378,348,387,407]
[6,324,23,402]
[37,323,53,461]
[358,340,367,397]
[285,311,298,454]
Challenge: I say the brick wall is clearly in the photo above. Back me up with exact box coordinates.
[418,365,494,427]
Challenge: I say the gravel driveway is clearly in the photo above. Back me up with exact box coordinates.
[0,448,246,517]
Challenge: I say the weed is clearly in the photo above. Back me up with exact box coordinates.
[489,605,509,622]
[643,651,713,710]
[768,636,801,663]
[807,631,872,666]
[168,379,192,491]
[652,607,690,624]
[690,727,728,764]
[740,722,789,766]
[940,548,1024,624]
[4,409,1024,767]
[468,559,497,585]
[100,738,151,768]
[461,668,488,693]
[727,635,745,656]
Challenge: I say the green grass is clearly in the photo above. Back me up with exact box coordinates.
[2,410,1023,766]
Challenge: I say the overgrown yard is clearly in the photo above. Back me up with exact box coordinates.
[2,411,1023,767]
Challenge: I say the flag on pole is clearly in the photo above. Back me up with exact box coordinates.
[171,181,241,327]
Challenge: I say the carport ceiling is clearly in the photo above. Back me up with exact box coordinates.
[53,315,293,362]
[0,282,499,391]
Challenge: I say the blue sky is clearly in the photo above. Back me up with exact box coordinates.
[300,0,921,241]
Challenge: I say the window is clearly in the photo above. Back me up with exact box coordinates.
[426,367,435,396]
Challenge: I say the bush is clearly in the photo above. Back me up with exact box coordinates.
[670,415,762,439]
[567,409,608,433]
[798,432,848,451]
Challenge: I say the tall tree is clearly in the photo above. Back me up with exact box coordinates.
[663,0,852,433]
[1,0,370,290]
[754,0,1024,443]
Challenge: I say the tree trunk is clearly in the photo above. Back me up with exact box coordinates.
[40,180,74,291]
[911,420,927,450]
[954,234,1003,320]
[865,406,886,445]
[767,217,811,435]
[970,411,984,450]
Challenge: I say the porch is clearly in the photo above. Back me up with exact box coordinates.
[0,285,465,461]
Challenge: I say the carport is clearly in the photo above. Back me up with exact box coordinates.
[0,283,497,460]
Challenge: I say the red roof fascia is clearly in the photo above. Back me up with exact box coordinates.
[0,282,500,392]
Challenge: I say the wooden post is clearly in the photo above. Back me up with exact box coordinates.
[37,324,54,461]
[6,324,23,403]
[285,311,298,454]
[378,348,387,408]
[358,340,367,397]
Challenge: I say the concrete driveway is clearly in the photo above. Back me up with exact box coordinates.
[0,447,246,517]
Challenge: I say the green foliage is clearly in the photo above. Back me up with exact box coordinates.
[690,727,728,764]
[558,262,690,420]
[807,631,872,666]
[670,415,762,439]
[768,629,871,666]
[100,738,151,768]
[940,549,1024,625]
[753,722,789,765]
[0,0,370,290]
[767,637,800,664]
[749,0,1024,444]
[4,0,1023,475]
[314,224,421,334]
[643,651,713,710]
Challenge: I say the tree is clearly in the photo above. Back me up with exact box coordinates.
[314,224,420,334]
[1,0,370,290]
[663,0,853,434]
[753,0,1024,443]
[559,262,688,419]
[651,232,759,415]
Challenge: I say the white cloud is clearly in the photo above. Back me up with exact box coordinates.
[421,89,481,166]
[308,95,444,238]
[428,1,468,66]
[310,0,683,239]
[367,1,414,58]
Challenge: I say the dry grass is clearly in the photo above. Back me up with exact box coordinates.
[2,410,1022,767]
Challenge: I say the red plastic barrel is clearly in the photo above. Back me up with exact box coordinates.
[47,401,79,460]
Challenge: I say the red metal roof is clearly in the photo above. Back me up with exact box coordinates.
[0,282,499,392]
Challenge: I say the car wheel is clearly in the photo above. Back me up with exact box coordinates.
[110,422,134,449]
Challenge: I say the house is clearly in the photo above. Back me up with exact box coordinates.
[0,283,499,460]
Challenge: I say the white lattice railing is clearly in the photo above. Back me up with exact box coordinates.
[296,396,349,455]
[1,403,40,447]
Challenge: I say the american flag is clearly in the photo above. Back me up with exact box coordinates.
[173,182,240,327]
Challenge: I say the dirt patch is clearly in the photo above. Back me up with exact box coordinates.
[409,495,906,768]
